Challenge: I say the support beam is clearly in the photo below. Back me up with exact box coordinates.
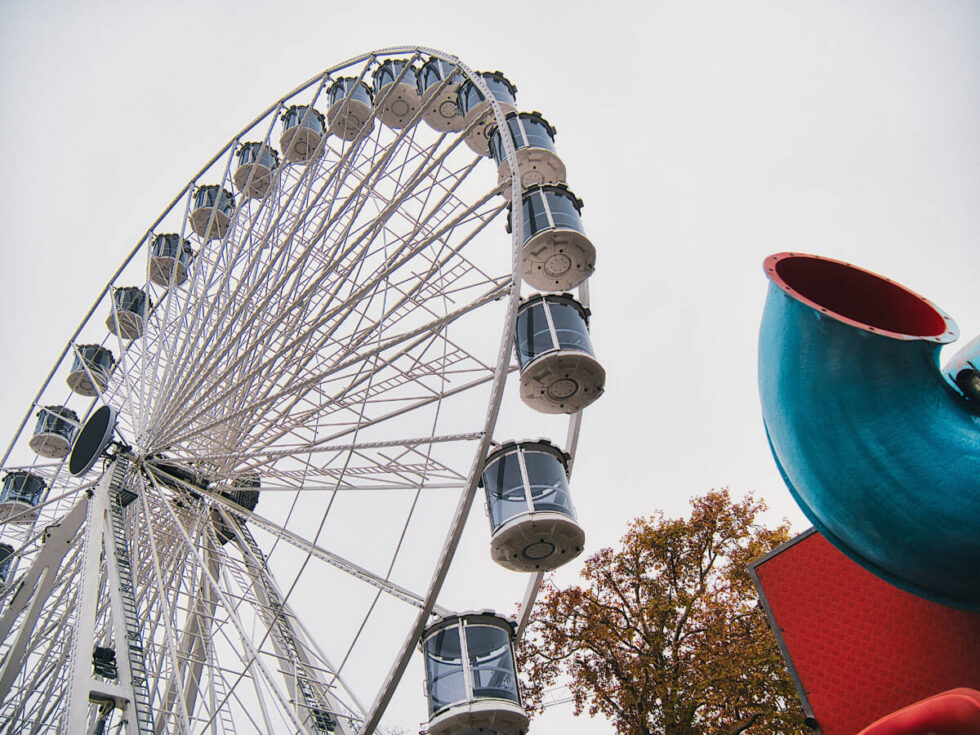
[0,497,88,709]
[231,518,358,734]
[155,541,220,734]
[64,461,155,735]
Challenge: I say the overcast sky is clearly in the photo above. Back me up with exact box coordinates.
[1,2,978,732]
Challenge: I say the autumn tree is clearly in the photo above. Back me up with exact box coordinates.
[518,489,808,735]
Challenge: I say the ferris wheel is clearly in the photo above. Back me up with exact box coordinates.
[0,47,604,734]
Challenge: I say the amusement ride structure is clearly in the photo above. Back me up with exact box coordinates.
[758,252,979,611]
[0,47,604,734]
[753,252,980,734]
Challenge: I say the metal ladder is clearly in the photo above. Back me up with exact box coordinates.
[236,523,336,734]
[107,460,155,735]
[208,647,238,735]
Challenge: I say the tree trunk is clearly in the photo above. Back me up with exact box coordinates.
[727,713,761,734]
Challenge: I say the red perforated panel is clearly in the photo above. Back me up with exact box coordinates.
[750,529,980,735]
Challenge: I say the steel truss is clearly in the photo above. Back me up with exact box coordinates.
[0,46,586,733]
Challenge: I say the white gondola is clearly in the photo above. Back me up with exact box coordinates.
[372,59,421,129]
[106,286,149,340]
[233,142,280,198]
[512,183,595,291]
[0,543,13,585]
[0,471,46,524]
[0,45,602,734]
[189,185,236,241]
[515,293,605,414]
[149,233,194,287]
[421,612,528,735]
[489,111,566,200]
[279,105,325,164]
[28,405,79,459]
[327,77,374,141]
[456,71,518,156]
[66,344,115,396]
[418,57,465,132]
[481,440,584,572]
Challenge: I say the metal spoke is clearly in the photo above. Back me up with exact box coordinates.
[0,45,595,735]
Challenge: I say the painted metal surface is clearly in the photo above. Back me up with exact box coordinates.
[750,528,980,735]
[758,252,980,609]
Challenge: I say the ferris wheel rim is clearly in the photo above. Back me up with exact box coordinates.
[0,45,509,470]
[0,46,592,734]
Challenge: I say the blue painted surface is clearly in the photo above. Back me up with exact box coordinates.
[759,281,980,609]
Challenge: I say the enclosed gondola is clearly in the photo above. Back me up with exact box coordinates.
[489,112,566,200]
[421,612,528,735]
[149,233,194,287]
[233,142,281,198]
[327,77,374,141]
[0,543,13,585]
[511,183,595,291]
[0,471,46,524]
[106,286,150,340]
[418,57,465,132]
[28,405,79,459]
[0,44,601,734]
[279,105,326,164]
[67,344,115,396]
[372,59,421,129]
[480,440,584,571]
[456,71,518,156]
[515,293,605,414]
[189,185,236,240]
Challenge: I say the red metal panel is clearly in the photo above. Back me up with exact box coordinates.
[750,529,980,735]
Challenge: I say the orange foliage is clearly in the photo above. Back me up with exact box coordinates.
[518,489,808,735]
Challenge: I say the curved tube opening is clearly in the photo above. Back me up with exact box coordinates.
[766,253,955,341]
[759,251,980,608]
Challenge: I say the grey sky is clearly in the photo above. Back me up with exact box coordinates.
[1,2,978,731]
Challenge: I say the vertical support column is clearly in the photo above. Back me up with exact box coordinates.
[64,459,155,735]
[0,497,88,710]
[65,472,113,733]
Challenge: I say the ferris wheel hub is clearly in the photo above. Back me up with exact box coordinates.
[1,48,605,733]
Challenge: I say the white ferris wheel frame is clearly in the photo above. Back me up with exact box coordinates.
[0,45,589,734]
